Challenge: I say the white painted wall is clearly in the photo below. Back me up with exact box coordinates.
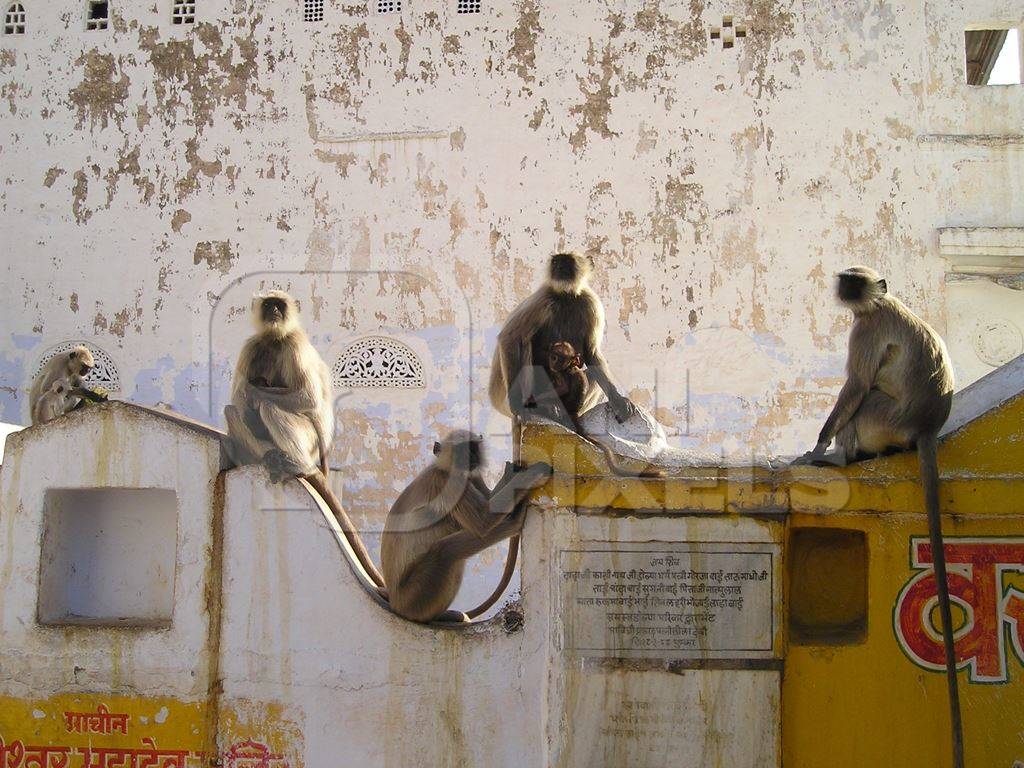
[0,0,1021,605]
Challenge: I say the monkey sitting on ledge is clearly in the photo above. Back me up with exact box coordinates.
[381,431,552,624]
[529,340,663,479]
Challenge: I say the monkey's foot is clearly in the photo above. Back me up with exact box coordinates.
[790,451,846,467]
[262,449,308,484]
[433,610,470,624]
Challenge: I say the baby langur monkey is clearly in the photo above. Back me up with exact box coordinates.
[381,431,553,624]
[29,345,108,425]
[535,341,663,478]
[32,379,70,425]
[794,265,962,768]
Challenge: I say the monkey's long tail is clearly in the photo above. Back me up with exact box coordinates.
[303,471,387,592]
[466,536,520,620]
[919,432,965,768]
[582,434,664,478]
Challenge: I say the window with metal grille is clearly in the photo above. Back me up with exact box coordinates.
[3,2,25,34]
[172,0,195,25]
[376,0,401,14]
[32,342,122,394]
[456,0,480,13]
[86,0,108,31]
[332,337,424,389]
[303,0,323,22]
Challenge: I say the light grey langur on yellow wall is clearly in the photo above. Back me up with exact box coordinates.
[29,345,107,425]
[380,431,552,623]
[793,265,962,768]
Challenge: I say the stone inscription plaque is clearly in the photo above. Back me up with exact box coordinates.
[558,542,780,659]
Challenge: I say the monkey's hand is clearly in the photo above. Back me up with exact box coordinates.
[512,461,554,489]
[72,387,108,403]
[609,394,639,424]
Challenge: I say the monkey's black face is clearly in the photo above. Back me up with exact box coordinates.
[262,298,288,324]
[453,439,483,471]
[550,254,578,283]
[836,274,868,304]
[79,363,92,376]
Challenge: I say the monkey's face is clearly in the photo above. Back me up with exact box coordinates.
[549,342,581,372]
[69,349,93,377]
[836,266,886,310]
[262,297,288,325]
[549,252,593,292]
[434,432,484,472]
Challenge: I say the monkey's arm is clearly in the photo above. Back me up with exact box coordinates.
[813,324,883,451]
[247,383,319,413]
[69,387,108,403]
[451,462,552,538]
[585,350,638,423]
[497,295,549,416]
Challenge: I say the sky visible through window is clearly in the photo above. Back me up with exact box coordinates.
[988,28,1021,85]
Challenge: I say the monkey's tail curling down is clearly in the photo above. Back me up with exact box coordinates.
[919,432,964,768]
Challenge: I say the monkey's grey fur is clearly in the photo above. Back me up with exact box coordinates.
[488,252,638,427]
[794,264,962,768]
[380,430,552,623]
[224,290,333,483]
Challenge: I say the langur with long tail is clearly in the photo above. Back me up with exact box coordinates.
[224,290,385,590]
[794,265,962,768]
[29,345,107,425]
[381,431,552,623]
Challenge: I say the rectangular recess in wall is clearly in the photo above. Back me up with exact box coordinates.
[38,488,178,627]
[788,528,867,645]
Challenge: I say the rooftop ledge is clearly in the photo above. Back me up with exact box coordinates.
[519,353,1024,516]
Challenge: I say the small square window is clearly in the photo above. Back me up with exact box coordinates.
[456,0,480,13]
[37,488,178,627]
[376,0,401,14]
[303,0,323,22]
[86,0,109,31]
[965,28,1022,85]
[172,0,196,25]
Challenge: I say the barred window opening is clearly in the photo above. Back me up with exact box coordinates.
[4,2,25,34]
[332,337,425,389]
[172,0,195,25]
[86,0,109,31]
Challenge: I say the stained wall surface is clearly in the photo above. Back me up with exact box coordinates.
[0,0,1021,599]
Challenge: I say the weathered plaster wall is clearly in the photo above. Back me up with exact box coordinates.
[0,1,1021,593]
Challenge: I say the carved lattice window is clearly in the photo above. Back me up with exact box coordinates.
[456,0,481,13]
[376,0,401,14]
[332,337,424,389]
[172,0,195,25]
[4,3,25,34]
[33,342,121,393]
[86,0,108,31]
